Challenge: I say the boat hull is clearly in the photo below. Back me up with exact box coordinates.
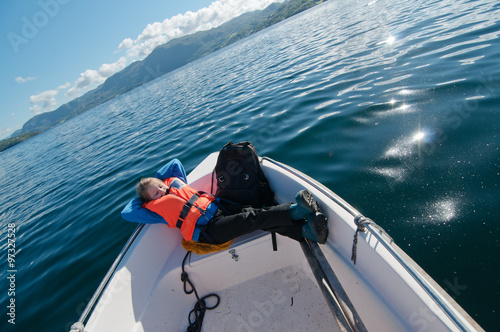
[79,153,482,332]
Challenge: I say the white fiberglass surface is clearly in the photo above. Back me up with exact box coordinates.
[140,233,340,331]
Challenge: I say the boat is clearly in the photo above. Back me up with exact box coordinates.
[71,152,484,331]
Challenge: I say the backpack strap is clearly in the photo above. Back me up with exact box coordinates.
[271,232,277,251]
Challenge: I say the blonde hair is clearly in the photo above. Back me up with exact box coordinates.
[136,177,157,203]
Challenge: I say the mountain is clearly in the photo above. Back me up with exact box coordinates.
[11,0,325,142]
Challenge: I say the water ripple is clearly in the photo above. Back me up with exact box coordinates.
[1,0,499,330]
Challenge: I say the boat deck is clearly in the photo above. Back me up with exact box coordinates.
[200,244,339,331]
[152,233,340,331]
[85,226,340,332]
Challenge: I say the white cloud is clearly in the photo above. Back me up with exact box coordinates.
[66,69,104,98]
[98,57,127,77]
[29,55,127,112]
[58,82,71,90]
[15,76,37,83]
[29,82,71,114]
[28,0,284,115]
[66,57,127,98]
[117,38,134,51]
[79,70,101,87]
[119,0,284,59]
[29,89,60,114]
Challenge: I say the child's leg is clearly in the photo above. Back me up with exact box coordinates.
[200,204,295,244]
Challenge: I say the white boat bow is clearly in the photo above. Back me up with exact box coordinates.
[71,153,483,332]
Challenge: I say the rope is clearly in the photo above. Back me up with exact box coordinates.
[351,215,374,265]
[181,251,220,332]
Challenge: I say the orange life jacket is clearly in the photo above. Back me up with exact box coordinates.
[143,178,216,241]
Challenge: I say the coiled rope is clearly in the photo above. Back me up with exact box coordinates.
[181,251,220,332]
[351,215,374,265]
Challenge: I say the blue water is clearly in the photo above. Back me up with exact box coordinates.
[1,0,499,330]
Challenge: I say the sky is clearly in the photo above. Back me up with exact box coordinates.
[0,0,284,139]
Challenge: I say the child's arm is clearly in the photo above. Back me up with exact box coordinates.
[121,159,187,224]
[155,159,187,183]
[121,197,165,224]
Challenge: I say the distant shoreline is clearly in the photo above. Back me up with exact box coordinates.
[3,0,326,152]
[0,132,41,153]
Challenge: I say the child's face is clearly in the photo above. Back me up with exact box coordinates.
[146,179,168,201]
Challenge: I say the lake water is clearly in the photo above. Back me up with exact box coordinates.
[1,0,499,330]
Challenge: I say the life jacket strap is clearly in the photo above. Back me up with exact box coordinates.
[176,194,200,229]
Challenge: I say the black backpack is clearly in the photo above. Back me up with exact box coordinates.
[213,141,275,208]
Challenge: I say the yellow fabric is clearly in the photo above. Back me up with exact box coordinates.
[181,238,233,255]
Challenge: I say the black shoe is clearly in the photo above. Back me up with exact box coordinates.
[295,189,320,214]
[303,212,329,244]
